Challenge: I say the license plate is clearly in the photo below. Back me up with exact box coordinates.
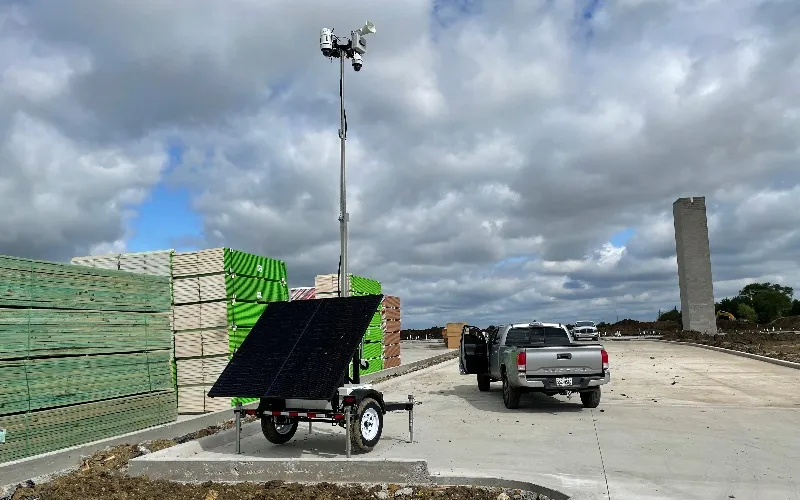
[555,377,573,387]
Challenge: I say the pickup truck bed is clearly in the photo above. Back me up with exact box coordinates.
[459,322,610,409]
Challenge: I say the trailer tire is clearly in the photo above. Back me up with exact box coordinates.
[477,374,491,392]
[581,388,601,408]
[502,371,521,409]
[349,397,383,453]
[261,416,298,445]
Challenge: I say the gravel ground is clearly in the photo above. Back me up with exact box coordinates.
[661,330,800,363]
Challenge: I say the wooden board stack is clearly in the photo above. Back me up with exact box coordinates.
[382,295,402,368]
[0,254,176,464]
[444,322,466,349]
[289,287,316,301]
[171,248,289,413]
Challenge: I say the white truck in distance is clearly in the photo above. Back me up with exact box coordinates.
[571,320,599,341]
[459,322,610,409]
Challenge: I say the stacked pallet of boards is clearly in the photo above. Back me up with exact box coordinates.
[289,287,316,301]
[172,248,289,413]
[70,249,176,331]
[382,295,402,368]
[315,273,384,375]
[444,322,466,349]
[0,255,176,464]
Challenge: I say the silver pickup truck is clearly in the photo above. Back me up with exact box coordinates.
[459,322,610,409]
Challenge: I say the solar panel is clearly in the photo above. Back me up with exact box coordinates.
[207,294,383,400]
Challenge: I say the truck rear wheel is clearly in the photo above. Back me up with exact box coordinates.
[502,372,521,409]
[580,388,601,408]
[349,397,383,453]
[261,416,298,444]
[477,374,491,392]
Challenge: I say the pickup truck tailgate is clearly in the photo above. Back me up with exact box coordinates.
[525,346,604,376]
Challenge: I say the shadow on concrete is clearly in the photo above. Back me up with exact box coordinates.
[438,384,585,414]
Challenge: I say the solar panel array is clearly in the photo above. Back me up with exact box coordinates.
[207,294,383,400]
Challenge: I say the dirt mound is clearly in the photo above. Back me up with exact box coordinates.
[768,315,800,330]
[602,319,680,333]
[661,331,800,363]
[10,478,529,500]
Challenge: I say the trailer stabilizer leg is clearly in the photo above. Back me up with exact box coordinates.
[408,395,415,443]
[345,405,352,458]
[234,402,242,454]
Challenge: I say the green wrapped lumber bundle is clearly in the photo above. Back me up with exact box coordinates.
[0,391,176,464]
[315,273,385,376]
[0,255,172,313]
[171,248,289,413]
[0,254,177,464]
[0,309,172,359]
[0,350,172,414]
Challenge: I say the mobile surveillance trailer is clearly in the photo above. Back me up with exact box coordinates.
[207,295,415,456]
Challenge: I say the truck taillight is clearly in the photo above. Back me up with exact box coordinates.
[601,349,609,370]
[517,351,526,372]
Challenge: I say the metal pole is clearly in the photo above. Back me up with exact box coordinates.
[337,46,361,385]
[345,406,352,458]
[308,421,313,434]
[234,402,242,454]
[338,51,349,301]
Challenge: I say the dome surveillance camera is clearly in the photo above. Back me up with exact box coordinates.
[352,52,363,71]
[320,28,333,57]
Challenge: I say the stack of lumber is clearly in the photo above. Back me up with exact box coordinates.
[71,250,177,384]
[172,248,288,413]
[316,273,384,376]
[382,295,401,368]
[0,255,176,464]
[290,287,316,301]
[444,322,466,349]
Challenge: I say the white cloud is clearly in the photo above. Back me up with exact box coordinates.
[0,0,798,326]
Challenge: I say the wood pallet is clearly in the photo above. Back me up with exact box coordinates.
[118,250,173,277]
[383,356,401,369]
[174,328,228,359]
[69,254,120,271]
[0,350,172,415]
[172,301,228,331]
[383,330,401,346]
[383,344,401,358]
[175,354,229,387]
[177,385,231,414]
[0,255,171,313]
[0,308,172,360]
[0,391,176,464]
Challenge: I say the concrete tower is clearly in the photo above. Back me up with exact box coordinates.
[673,196,717,334]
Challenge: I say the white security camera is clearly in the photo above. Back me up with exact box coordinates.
[352,52,363,71]
[320,28,333,57]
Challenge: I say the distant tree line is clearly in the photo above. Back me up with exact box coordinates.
[657,282,800,325]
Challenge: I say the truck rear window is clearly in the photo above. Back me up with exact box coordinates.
[505,327,571,347]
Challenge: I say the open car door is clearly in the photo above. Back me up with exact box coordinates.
[459,325,489,375]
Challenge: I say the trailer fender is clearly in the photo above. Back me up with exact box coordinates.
[347,388,386,412]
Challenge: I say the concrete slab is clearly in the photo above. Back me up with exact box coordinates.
[141,341,800,500]
[398,340,452,365]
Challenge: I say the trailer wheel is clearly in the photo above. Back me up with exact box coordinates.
[477,374,491,392]
[261,416,298,445]
[580,388,601,408]
[502,371,521,409]
[349,397,383,453]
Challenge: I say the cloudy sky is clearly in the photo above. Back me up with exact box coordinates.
[0,0,797,328]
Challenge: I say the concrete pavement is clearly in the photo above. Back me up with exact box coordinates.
[132,341,800,499]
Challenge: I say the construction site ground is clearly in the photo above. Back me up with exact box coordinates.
[131,341,800,500]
